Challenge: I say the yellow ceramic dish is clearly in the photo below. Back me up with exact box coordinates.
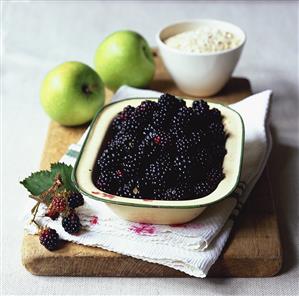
[72,98,244,225]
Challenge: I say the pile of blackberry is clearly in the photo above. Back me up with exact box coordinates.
[93,94,227,201]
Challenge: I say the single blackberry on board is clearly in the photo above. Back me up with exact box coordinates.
[62,211,81,234]
[39,228,59,251]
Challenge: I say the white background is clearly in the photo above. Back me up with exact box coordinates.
[2,1,298,295]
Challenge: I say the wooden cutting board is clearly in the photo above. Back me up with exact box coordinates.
[22,52,282,277]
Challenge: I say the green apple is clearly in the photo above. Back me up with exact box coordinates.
[94,30,155,91]
[40,61,105,126]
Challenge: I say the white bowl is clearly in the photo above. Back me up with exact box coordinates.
[156,19,246,97]
[72,97,244,225]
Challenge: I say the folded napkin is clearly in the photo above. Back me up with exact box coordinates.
[25,87,272,278]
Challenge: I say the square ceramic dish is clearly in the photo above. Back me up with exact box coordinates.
[72,98,244,225]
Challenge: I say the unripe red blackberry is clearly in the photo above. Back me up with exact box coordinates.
[50,195,67,213]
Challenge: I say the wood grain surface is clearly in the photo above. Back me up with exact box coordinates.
[22,53,282,277]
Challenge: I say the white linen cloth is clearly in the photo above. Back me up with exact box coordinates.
[25,87,272,278]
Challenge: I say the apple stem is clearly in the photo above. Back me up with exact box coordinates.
[82,84,93,95]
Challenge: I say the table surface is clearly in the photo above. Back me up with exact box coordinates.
[2,1,298,295]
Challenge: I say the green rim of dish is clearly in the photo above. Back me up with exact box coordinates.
[71,97,244,209]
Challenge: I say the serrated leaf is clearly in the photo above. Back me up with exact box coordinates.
[20,170,53,196]
[20,163,76,205]
[50,162,77,192]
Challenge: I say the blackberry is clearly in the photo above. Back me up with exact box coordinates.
[122,153,141,176]
[206,167,224,187]
[62,211,81,234]
[122,105,135,118]
[114,169,125,184]
[95,171,119,192]
[121,117,142,134]
[174,154,193,181]
[194,147,210,170]
[156,152,172,166]
[163,186,186,201]
[144,162,168,189]
[152,108,170,129]
[137,138,158,160]
[209,108,222,122]
[210,144,227,162]
[138,176,152,196]
[50,195,67,213]
[192,100,209,115]
[194,181,213,198]
[134,100,158,123]
[171,125,185,139]
[153,188,164,200]
[172,107,194,131]
[113,132,138,154]
[45,209,60,220]
[190,130,207,146]
[158,93,186,112]
[68,192,84,209]
[111,116,124,135]
[176,137,192,154]
[117,179,140,199]
[39,228,59,251]
[208,122,225,138]
[95,147,122,172]
[138,128,169,160]
[143,125,172,149]
[111,105,135,135]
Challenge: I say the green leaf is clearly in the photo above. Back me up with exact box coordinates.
[20,170,53,196]
[50,162,77,192]
[20,163,76,201]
